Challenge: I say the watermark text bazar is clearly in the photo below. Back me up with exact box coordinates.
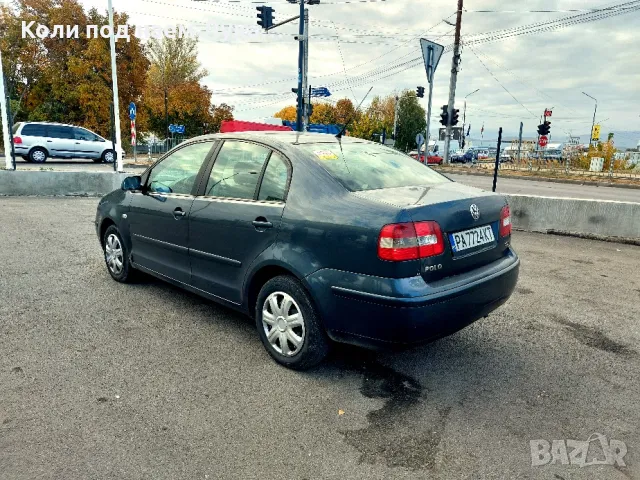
[531,433,627,468]
[21,21,249,42]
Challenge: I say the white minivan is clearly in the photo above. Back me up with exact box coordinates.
[12,122,121,163]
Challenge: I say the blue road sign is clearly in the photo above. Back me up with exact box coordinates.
[129,102,136,120]
[169,124,185,134]
[169,124,176,134]
[311,87,331,97]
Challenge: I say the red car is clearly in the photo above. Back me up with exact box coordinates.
[409,151,443,165]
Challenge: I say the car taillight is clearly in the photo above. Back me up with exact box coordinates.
[500,205,511,237]
[13,136,22,144]
[378,221,444,261]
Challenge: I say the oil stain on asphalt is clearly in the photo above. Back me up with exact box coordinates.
[552,314,636,357]
[337,351,450,471]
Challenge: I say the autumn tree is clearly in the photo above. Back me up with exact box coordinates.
[142,33,214,138]
[309,103,336,124]
[0,0,148,144]
[334,98,355,126]
[350,95,395,141]
[274,105,296,122]
[209,103,234,133]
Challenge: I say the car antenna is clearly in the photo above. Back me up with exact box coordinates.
[336,86,373,141]
[335,86,373,174]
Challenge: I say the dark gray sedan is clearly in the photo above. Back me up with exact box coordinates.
[95,132,519,369]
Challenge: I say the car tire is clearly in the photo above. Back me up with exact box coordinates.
[21,155,31,162]
[101,149,116,163]
[256,275,330,370]
[102,225,136,283]
[29,147,47,163]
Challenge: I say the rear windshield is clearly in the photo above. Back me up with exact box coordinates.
[300,142,449,192]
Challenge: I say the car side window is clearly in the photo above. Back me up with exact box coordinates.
[147,142,213,195]
[74,127,97,141]
[258,153,289,202]
[205,141,270,199]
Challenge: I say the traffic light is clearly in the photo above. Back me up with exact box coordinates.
[256,6,274,29]
[416,86,425,98]
[537,121,551,136]
[439,105,449,126]
[450,108,460,126]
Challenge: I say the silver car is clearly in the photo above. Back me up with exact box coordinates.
[12,122,119,163]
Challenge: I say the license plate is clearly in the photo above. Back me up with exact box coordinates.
[449,225,495,253]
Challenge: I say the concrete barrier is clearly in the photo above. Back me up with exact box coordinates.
[0,170,128,197]
[1,171,639,243]
[506,194,640,243]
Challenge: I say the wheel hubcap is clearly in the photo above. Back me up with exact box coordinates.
[262,292,305,357]
[105,234,124,275]
[104,152,114,163]
[33,151,45,162]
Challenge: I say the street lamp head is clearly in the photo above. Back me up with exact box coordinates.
[465,88,480,99]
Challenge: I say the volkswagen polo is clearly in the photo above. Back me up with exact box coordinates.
[95,132,519,369]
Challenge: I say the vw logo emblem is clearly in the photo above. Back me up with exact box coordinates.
[470,204,480,220]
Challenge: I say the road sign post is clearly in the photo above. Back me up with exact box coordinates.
[129,102,136,163]
[420,39,444,159]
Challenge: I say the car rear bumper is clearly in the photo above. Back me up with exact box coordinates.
[305,248,519,348]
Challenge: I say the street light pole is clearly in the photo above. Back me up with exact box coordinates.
[461,88,479,149]
[582,91,597,149]
[107,0,123,172]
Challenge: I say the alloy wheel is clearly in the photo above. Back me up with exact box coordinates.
[105,233,124,275]
[262,292,305,357]
[104,151,115,163]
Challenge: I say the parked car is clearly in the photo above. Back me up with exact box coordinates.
[409,150,443,165]
[96,132,519,369]
[543,149,563,161]
[12,121,122,163]
[463,150,478,163]
[476,149,490,160]
[450,151,467,163]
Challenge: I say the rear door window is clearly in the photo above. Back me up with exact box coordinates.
[257,153,289,202]
[300,142,449,192]
[205,141,270,199]
[48,126,74,139]
[21,124,48,137]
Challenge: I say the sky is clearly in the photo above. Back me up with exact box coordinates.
[77,0,640,143]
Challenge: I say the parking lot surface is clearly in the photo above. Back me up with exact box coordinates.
[1,197,639,480]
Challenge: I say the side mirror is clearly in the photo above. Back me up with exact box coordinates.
[122,175,142,191]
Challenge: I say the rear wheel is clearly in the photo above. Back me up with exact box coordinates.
[29,147,47,163]
[256,275,329,370]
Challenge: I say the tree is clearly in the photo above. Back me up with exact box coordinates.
[350,94,395,141]
[334,98,355,125]
[309,102,335,124]
[395,90,426,151]
[142,32,213,138]
[209,103,234,133]
[274,106,296,122]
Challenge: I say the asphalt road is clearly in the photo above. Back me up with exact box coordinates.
[1,197,639,480]
[447,172,640,203]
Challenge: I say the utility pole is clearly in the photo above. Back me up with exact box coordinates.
[295,0,305,132]
[302,8,309,131]
[0,50,13,170]
[517,121,523,164]
[443,0,463,164]
[107,0,123,172]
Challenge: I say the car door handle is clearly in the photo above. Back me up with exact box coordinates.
[46,140,53,143]
[252,219,273,229]
[173,208,187,219]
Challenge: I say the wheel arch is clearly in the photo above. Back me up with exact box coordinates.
[29,145,49,158]
[99,218,117,247]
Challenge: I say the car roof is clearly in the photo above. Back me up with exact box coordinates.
[20,121,79,128]
[189,131,371,146]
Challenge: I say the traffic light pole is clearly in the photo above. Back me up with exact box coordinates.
[295,0,305,132]
[302,8,309,131]
[443,0,463,164]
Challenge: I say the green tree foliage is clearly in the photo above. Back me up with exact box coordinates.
[395,90,426,151]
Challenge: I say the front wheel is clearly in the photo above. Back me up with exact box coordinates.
[101,149,116,163]
[102,225,136,283]
[256,276,329,370]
